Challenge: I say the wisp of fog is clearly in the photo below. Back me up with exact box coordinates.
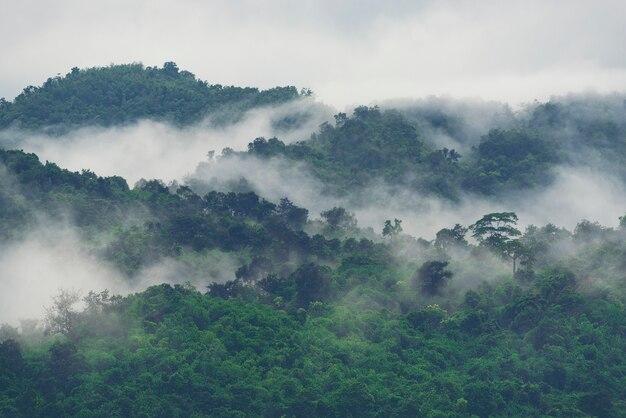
[0,97,333,184]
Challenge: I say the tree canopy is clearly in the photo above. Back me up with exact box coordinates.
[0,68,625,417]
[0,62,303,131]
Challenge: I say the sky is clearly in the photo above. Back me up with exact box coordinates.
[1,0,626,108]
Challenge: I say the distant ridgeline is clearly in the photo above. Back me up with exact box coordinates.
[0,62,307,131]
[236,97,626,198]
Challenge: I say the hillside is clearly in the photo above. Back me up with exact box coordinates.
[0,65,625,417]
[2,1,626,415]
[0,62,304,130]
[236,97,626,199]
[1,147,625,416]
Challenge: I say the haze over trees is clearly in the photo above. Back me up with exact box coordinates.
[0,64,625,417]
[239,99,626,200]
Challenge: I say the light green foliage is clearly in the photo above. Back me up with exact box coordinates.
[1,151,624,415]
[2,269,624,416]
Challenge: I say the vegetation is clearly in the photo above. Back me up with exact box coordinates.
[0,68,625,416]
[1,146,625,416]
[2,268,625,417]
[239,98,626,199]
[0,62,304,131]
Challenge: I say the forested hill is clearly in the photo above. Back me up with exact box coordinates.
[0,62,304,130]
[0,66,625,416]
[1,147,625,416]
[237,97,626,198]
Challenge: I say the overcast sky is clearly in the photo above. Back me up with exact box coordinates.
[1,0,625,107]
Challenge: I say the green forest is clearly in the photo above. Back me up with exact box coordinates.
[0,63,305,131]
[0,64,625,417]
[240,101,626,199]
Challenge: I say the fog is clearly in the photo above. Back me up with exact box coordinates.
[0,221,245,325]
[0,98,332,184]
[2,90,620,241]
[380,97,516,153]
[2,154,622,324]
[0,224,123,325]
[2,1,626,108]
[189,152,626,239]
[1,75,625,327]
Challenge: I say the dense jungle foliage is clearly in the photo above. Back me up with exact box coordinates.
[1,148,625,417]
[240,98,626,198]
[0,67,625,417]
[0,62,304,130]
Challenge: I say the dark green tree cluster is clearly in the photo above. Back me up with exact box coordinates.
[242,107,465,198]
[0,149,370,279]
[0,148,398,304]
[0,62,303,130]
[1,148,625,416]
[238,96,626,198]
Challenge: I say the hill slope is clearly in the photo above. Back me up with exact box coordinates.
[235,97,626,199]
[0,62,303,130]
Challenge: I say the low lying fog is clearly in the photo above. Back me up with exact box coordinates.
[0,221,244,325]
[0,98,332,184]
[1,95,625,325]
[190,154,626,238]
[2,95,624,238]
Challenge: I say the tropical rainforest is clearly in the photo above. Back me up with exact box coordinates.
[0,63,625,417]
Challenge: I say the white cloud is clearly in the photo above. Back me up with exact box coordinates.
[189,153,626,239]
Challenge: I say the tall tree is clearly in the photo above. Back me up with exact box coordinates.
[292,263,332,307]
[470,212,521,249]
[382,218,403,238]
[470,212,522,275]
[413,261,453,296]
[321,207,357,231]
[44,290,80,338]
[434,224,468,250]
